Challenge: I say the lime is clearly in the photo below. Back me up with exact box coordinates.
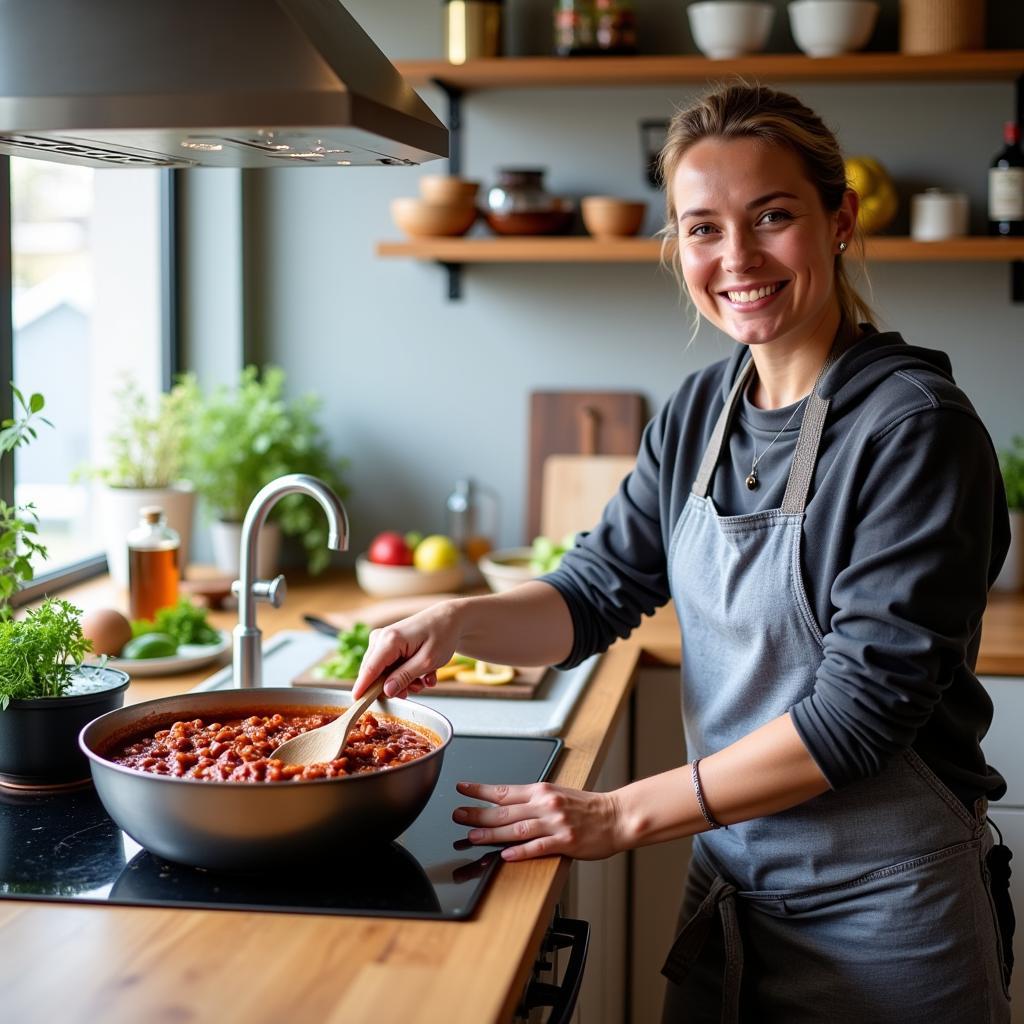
[122,632,178,660]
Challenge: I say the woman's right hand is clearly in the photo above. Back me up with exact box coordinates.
[351,599,463,700]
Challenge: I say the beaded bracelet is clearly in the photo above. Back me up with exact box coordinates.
[690,757,724,830]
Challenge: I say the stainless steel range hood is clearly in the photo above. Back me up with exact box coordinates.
[0,0,448,169]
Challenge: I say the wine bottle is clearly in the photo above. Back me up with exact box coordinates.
[988,121,1024,237]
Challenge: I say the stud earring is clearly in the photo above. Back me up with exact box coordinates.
[838,241,848,253]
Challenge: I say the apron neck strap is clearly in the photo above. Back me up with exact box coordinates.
[692,357,755,499]
[691,345,840,511]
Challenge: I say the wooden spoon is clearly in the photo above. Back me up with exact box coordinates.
[269,678,387,767]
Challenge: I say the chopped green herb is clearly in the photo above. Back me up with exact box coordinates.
[131,599,220,647]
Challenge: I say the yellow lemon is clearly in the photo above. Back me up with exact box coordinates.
[455,661,515,685]
[413,534,459,572]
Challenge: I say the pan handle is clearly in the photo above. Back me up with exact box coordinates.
[517,913,590,1024]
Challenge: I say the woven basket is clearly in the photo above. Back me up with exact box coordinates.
[900,0,985,54]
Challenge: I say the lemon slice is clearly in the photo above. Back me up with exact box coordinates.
[455,661,515,686]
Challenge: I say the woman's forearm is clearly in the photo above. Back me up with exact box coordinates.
[452,580,575,667]
[615,712,831,848]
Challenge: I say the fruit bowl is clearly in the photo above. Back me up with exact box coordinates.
[355,554,464,598]
[478,547,540,593]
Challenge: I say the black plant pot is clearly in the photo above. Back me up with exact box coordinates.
[0,667,130,787]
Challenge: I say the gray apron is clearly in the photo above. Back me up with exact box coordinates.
[660,354,1011,1023]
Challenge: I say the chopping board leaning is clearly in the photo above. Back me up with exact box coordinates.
[291,657,548,700]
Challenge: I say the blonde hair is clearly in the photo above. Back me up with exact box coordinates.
[658,80,876,340]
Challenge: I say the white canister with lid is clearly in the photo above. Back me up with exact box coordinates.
[910,188,969,240]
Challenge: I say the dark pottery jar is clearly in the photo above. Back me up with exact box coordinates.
[0,666,130,788]
[483,168,574,235]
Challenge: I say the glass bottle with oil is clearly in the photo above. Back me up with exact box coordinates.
[127,506,180,621]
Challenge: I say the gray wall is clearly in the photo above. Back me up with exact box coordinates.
[184,0,1024,562]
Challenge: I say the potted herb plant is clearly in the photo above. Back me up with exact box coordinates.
[0,387,129,788]
[180,366,349,576]
[995,436,1024,592]
[82,376,197,586]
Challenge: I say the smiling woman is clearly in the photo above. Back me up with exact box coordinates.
[348,81,1012,1023]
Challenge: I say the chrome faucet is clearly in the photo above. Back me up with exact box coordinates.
[231,473,349,689]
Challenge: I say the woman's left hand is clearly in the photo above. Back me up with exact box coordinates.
[453,780,626,861]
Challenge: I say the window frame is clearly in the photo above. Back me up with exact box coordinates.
[4,159,181,605]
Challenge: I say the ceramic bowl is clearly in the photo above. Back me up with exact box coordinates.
[687,1,774,59]
[419,175,480,206]
[788,0,879,57]
[390,197,477,238]
[483,202,574,236]
[355,554,464,598]
[581,197,647,238]
[478,547,539,593]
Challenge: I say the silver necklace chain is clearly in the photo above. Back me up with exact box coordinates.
[745,394,808,491]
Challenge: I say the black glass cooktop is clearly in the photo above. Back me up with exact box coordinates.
[0,735,561,920]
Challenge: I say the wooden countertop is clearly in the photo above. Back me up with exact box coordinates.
[1,572,1021,1024]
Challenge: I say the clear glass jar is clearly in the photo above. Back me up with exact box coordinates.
[127,506,180,621]
[554,0,597,57]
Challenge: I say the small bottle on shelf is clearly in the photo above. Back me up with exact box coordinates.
[988,121,1024,237]
[127,506,180,621]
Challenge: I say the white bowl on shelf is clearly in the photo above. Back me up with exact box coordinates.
[687,1,774,59]
[355,554,464,598]
[478,547,540,593]
[788,0,879,57]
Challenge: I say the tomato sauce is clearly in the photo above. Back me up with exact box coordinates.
[106,711,437,782]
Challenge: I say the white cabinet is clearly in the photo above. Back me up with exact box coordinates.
[981,676,1024,1022]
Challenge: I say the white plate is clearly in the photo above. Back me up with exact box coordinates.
[104,630,231,678]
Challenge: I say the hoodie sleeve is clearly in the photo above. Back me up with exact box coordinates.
[541,398,675,669]
[790,404,1008,788]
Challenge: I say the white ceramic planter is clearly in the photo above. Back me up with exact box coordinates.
[994,509,1024,593]
[99,484,195,587]
[209,519,282,579]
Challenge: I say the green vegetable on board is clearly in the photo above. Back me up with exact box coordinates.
[317,622,372,681]
[529,533,577,574]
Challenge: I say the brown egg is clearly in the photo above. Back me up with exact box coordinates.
[80,608,133,657]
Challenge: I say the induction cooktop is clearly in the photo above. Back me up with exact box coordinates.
[0,735,561,920]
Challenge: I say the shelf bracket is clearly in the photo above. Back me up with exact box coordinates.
[430,79,465,299]
[440,261,463,301]
[431,78,464,178]
[1013,261,1024,304]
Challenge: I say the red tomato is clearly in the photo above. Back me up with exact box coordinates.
[367,531,414,566]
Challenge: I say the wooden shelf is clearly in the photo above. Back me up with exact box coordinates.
[376,236,1024,264]
[396,51,1024,90]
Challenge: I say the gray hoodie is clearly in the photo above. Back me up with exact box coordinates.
[545,328,1011,807]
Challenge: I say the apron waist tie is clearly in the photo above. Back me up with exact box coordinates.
[661,874,744,1024]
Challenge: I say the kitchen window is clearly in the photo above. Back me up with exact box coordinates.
[6,157,176,597]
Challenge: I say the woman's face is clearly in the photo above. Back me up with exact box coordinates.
[672,136,855,352]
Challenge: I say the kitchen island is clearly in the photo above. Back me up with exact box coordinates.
[1,571,1021,1023]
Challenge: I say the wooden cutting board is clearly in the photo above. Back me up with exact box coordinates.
[291,657,548,700]
[527,390,646,540]
[541,453,636,540]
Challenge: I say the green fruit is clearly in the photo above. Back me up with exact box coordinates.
[122,632,178,659]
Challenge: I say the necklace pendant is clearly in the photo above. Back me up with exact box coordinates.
[745,471,758,490]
